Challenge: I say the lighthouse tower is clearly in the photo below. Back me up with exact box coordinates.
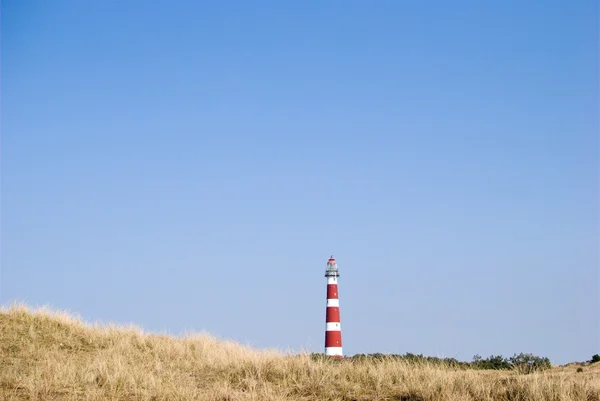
[324,256,343,358]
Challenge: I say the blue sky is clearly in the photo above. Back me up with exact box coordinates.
[1,0,598,365]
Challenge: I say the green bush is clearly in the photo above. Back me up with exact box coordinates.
[342,352,552,372]
[590,354,600,364]
[509,353,552,374]
[471,354,512,370]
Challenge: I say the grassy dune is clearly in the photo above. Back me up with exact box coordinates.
[1,305,598,401]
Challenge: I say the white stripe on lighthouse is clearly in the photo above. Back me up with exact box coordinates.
[325,347,343,356]
[326,322,341,331]
[326,298,339,307]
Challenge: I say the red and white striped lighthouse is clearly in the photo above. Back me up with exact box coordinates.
[324,255,343,357]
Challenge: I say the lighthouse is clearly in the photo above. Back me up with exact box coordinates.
[324,255,343,358]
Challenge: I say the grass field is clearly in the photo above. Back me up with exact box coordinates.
[1,304,598,401]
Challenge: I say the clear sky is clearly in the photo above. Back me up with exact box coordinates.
[1,1,598,365]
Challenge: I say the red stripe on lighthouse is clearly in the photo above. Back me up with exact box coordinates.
[327,284,338,299]
[325,330,342,347]
[326,306,340,322]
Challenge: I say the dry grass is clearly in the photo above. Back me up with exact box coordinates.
[1,304,598,401]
